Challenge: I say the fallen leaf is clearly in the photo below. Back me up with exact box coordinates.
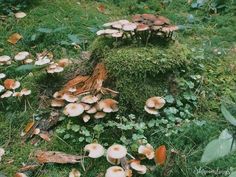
[19,164,39,172]
[35,150,84,164]
[24,120,35,133]
[69,168,81,177]
[8,33,22,44]
[155,145,167,165]
[97,4,106,13]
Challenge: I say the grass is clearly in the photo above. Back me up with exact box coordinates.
[0,0,236,176]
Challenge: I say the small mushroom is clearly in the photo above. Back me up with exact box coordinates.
[81,103,91,111]
[3,79,20,90]
[58,58,72,67]
[62,93,78,103]
[69,168,81,177]
[0,55,11,65]
[14,173,28,177]
[0,85,4,93]
[94,112,106,119]
[51,99,65,107]
[112,32,123,38]
[24,58,34,64]
[14,51,30,61]
[138,144,155,159]
[1,90,13,98]
[145,96,166,110]
[144,106,159,115]
[20,88,31,96]
[142,14,157,22]
[154,16,170,26]
[12,92,22,97]
[97,99,118,113]
[107,144,127,165]
[84,143,105,158]
[123,23,137,31]
[161,25,179,33]
[82,114,91,122]
[130,160,147,174]
[63,103,84,117]
[105,166,126,177]
[86,106,97,114]
[132,14,143,23]
[15,12,27,19]
[136,23,149,31]
[35,58,51,66]
[81,95,98,104]
[47,63,64,74]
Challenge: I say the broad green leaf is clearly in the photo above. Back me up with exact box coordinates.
[37,28,53,33]
[229,171,236,177]
[15,64,42,74]
[221,104,236,126]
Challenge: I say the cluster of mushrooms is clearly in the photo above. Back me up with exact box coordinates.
[52,91,118,122]
[0,51,71,74]
[96,13,179,42]
[144,96,166,115]
[0,75,31,99]
[84,143,160,177]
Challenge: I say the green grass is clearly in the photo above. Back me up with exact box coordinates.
[0,0,236,176]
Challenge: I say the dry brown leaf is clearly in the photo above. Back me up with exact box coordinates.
[97,4,106,13]
[19,164,39,172]
[35,150,84,164]
[24,120,35,133]
[8,33,22,44]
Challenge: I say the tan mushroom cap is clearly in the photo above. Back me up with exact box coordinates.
[112,32,123,38]
[14,51,30,61]
[82,114,91,122]
[1,90,13,98]
[63,103,84,117]
[0,55,11,62]
[86,106,97,114]
[14,173,28,177]
[161,25,179,33]
[144,106,159,115]
[24,58,34,64]
[58,58,72,67]
[123,23,137,31]
[62,93,78,103]
[112,23,123,29]
[12,92,22,97]
[142,14,157,22]
[107,144,127,159]
[106,155,120,165]
[47,63,64,73]
[15,12,27,19]
[94,112,106,119]
[53,91,64,99]
[51,99,65,107]
[20,88,31,96]
[35,58,51,65]
[138,144,155,159]
[136,23,149,31]
[81,95,99,104]
[97,99,119,113]
[132,14,143,22]
[154,16,170,26]
[118,20,130,25]
[145,96,166,109]
[81,103,91,111]
[69,168,81,177]
[105,166,126,177]
[96,29,107,36]
[3,79,20,90]
[130,160,147,174]
[84,143,105,158]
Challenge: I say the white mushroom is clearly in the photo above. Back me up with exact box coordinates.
[0,73,6,79]
[105,166,126,177]
[1,90,13,98]
[146,96,166,110]
[63,103,84,117]
[20,88,31,96]
[62,93,78,103]
[14,51,30,61]
[94,112,106,119]
[97,99,119,113]
[15,12,27,19]
[35,58,51,65]
[69,168,81,177]
[122,23,137,31]
[86,106,97,114]
[84,143,105,158]
[138,144,155,159]
[144,106,159,115]
[107,144,127,165]
[0,85,4,93]
[81,95,98,104]
[130,160,147,174]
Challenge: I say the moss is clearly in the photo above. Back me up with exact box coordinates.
[89,38,190,115]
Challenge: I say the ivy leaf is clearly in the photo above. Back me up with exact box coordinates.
[221,103,236,126]
[201,129,236,163]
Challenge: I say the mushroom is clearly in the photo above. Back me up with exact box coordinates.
[112,32,123,38]
[86,106,97,114]
[0,55,11,65]
[35,58,51,66]
[14,51,30,61]
[69,168,81,177]
[20,88,31,96]
[145,96,166,110]
[47,63,64,74]
[0,85,4,93]
[3,79,20,90]
[84,143,105,158]
[142,14,157,22]
[130,160,147,174]
[105,166,126,177]
[14,173,28,177]
[15,12,27,19]
[97,99,119,113]
[1,90,13,98]
[51,99,65,107]
[96,29,107,36]
[94,112,106,119]
[58,58,72,67]
[118,20,130,25]
[107,144,127,165]
[24,58,34,64]
[0,73,6,79]
[82,114,91,122]
[154,16,170,26]
[81,95,98,104]
[63,103,84,117]
[81,103,91,111]
[123,23,137,31]
[53,91,64,99]
[161,25,179,33]
[62,93,78,103]
[136,23,149,31]
[144,106,159,115]
[138,144,155,159]
[12,92,22,97]
[132,14,143,22]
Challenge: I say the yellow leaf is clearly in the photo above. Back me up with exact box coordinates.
[8,33,22,44]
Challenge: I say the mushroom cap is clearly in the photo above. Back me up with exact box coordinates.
[24,58,34,64]
[142,14,157,22]
[0,55,11,62]
[62,93,78,103]
[112,23,123,29]
[1,90,13,98]
[86,106,97,114]
[58,58,72,67]
[130,160,147,174]
[112,32,123,38]
[82,114,91,122]
[20,88,31,96]
[14,173,28,177]
[14,51,30,61]
[105,166,126,177]
[118,20,130,25]
[138,144,155,159]
[15,12,27,19]
[63,103,84,117]
[3,79,20,90]
[105,29,120,34]
[154,16,170,26]
[132,14,143,22]
[81,103,91,111]
[68,87,77,93]
[122,23,137,31]
[69,168,81,177]
[94,112,106,119]
[0,73,6,79]
[136,23,149,31]
[81,95,98,104]
[96,29,107,36]
[107,144,127,159]
[161,25,179,33]
[84,143,105,158]
[146,96,166,109]
[144,106,159,115]
[106,154,120,165]
[103,22,116,27]
[0,147,5,156]
[97,99,118,113]
[53,91,64,99]
[35,58,51,65]
[51,99,65,107]
[0,85,4,93]
[12,92,22,97]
